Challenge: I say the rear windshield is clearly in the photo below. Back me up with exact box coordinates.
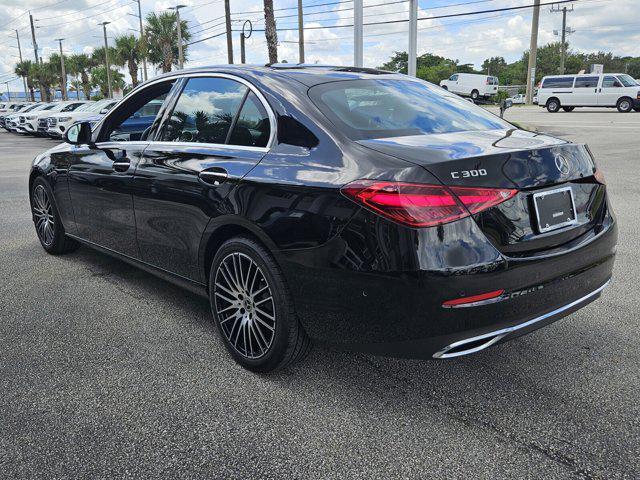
[542,77,574,88]
[309,79,510,140]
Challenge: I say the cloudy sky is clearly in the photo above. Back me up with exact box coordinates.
[0,0,638,91]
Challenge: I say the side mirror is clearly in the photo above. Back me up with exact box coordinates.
[65,121,92,145]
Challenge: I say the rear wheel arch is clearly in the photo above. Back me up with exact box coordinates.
[201,221,279,287]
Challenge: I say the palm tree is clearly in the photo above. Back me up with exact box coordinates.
[90,65,125,97]
[145,11,190,73]
[67,54,95,100]
[31,62,57,102]
[48,53,68,99]
[14,60,35,101]
[114,34,143,87]
[263,0,278,64]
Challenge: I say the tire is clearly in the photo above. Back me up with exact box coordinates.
[562,106,575,112]
[441,85,448,91]
[209,236,311,372]
[471,89,479,100]
[617,97,633,113]
[634,107,640,112]
[546,98,560,113]
[30,176,80,255]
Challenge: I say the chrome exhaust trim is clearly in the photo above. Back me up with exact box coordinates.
[433,280,610,359]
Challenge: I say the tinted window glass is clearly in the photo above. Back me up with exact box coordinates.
[618,74,638,87]
[574,76,599,88]
[109,94,167,141]
[602,76,622,88]
[228,92,270,147]
[162,77,247,144]
[542,77,574,88]
[61,102,86,112]
[450,74,458,81]
[309,79,510,140]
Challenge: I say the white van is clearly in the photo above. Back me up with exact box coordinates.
[439,74,499,100]
[537,73,640,112]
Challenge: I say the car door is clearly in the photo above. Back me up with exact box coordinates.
[599,75,624,106]
[132,74,274,282]
[66,79,177,258]
[571,76,599,106]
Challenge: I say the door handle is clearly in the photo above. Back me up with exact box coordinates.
[199,168,228,186]
[112,159,130,172]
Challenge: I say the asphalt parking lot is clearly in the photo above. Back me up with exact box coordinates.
[1,107,638,479]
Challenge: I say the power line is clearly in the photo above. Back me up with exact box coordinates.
[35,0,134,28]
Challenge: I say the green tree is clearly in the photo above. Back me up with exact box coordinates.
[145,11,190,73]
[14,60,35,101]
[67,54,96,100]
[482,56,507,77]
[90,65,125,97]
[48,53,68,98]
[114,34,144,87]
[31,62,57,102]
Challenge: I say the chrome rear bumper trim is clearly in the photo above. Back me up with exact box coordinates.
[433,279,610,359]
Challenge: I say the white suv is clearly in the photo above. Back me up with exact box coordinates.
[537,73,640,112]
[45,99,118,138]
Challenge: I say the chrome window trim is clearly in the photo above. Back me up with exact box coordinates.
[93,71,277,151]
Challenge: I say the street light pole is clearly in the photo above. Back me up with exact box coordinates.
[297,0,304,64]
[55,38,67,100]
[408,0,418,76]
[134,0,148,81]
[15,30,29,101]
[354,0,363,67]
[5,82,11,101]
[100,22,113,98]
[170,5,187,69]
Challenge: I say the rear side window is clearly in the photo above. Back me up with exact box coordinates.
[542,77,574,88]
[162,77,247,144]
[227,92,270,148]
[574,76,599,88]
[309,79,510,140]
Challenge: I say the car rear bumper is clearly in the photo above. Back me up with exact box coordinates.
[279,209,617,360]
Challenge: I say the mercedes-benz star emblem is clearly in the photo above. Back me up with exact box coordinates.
[554,154,570,175]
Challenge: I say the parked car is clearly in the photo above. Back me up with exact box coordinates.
[17,103,56,134]
[439,73,499,100]
[28,66,616,372]
[4,103,41,132]
[45,99,118,138]
[31,101,89,136]
[510,93,526,104]
[537,73,640,112]
[0,103,33,129]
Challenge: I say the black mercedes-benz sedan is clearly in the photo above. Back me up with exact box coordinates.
[29,65,617,372]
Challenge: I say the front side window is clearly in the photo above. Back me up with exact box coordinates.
[542,77,574,88]
[602,76,622,88]
[309,79,510,140]
[162,77,248,144]
[617,74,638,87]
[99,80,175,142]
[450,74,458,81]
[574,76,599,88]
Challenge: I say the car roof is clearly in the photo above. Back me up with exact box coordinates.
[147,64,402,88]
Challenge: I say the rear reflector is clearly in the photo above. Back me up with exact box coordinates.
[442,289,505,308]
[341,180,517,228]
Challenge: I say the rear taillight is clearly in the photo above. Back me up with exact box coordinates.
[340,180,517,228]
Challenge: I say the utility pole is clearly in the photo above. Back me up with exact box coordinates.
[354,0,363,67]
[224,0,233,64]
[15,30,29,101]
[4,82,10,101]
[525,0,541,104]
[29,13,39,64]
[55,38,67,100]
[134,0,148,81]
[551,3,574,75]
[100,22,113,98]
[297,0,304,63]
[408,0,417,76]
[170,5,187,69]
